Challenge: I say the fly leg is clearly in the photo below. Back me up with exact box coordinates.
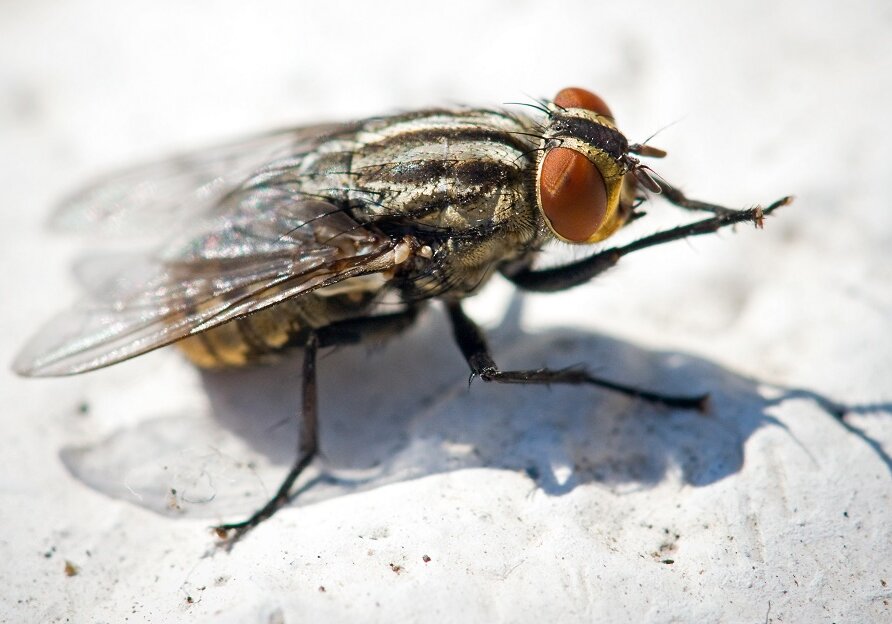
[446,301,708,410]
[214,331,320,546]
[315,305,421,347]
[495,195,790,409]
[213,306,420,547]
[503,195,791,292]
[657,180,745,217]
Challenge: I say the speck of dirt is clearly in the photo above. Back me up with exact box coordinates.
[389,563,403,574]
[318,586,326,593]
[422,555,431,563]
[64,561,79,577]
[661,559,675,565]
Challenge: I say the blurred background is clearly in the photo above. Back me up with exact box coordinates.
[2,1,890,622]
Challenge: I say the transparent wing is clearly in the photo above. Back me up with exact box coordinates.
[15,196,399,377]
[50,123,356,239]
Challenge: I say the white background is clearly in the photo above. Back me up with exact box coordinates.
[2,1,891,622]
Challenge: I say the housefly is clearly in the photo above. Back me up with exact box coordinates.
[13,87,790,544]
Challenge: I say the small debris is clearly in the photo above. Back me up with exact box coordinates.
[389,563,402,574]
[318,586,326,593]
[422,555,431,563]
[167,488,182,511]
[661,559,675,565]
[63,560,79,577]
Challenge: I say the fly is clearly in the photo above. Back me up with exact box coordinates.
[13,87,791,545]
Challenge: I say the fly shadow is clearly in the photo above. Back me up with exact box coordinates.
[60,295,892,520]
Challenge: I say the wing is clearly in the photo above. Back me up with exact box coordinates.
[50,123,356,239]
[14,196,400,377]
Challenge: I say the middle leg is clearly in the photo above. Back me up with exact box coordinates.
[446,301,708,411]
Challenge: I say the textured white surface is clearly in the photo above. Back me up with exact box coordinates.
[2,1,891,622]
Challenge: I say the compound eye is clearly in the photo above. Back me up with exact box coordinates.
[553,87,613,119]
[539,147,608,243]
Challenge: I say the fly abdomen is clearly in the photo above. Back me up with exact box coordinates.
[176,291,374,368]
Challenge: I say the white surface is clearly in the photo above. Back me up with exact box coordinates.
[2,1,891,622]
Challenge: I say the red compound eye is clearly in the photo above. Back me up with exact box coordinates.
[553,86,613,119]
[539,147,608,243]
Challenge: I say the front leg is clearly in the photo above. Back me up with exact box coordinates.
[502,195,791,293]
[657,179,739,216]
[445,301,707,411]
